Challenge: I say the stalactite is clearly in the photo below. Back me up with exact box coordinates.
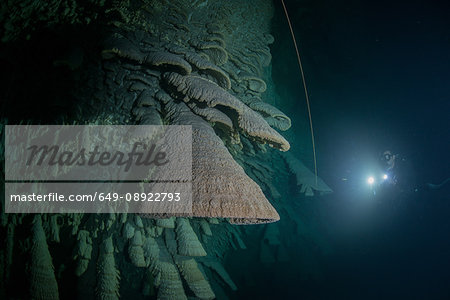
[29,215,59,300]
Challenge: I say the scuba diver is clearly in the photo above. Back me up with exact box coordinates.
[372,150,415,198]
[378,150,411,188]
[379,150,398,185]
[376,149,449,199]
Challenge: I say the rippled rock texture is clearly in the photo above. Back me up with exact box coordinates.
[0,0,330,299]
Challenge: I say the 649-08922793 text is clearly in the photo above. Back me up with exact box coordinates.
[9,192,182,202]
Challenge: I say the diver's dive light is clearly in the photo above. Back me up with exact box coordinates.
[367,174,388,186]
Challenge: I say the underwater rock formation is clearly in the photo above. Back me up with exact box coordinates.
[29,215,59,300]
[96,236,121,300]
[283,152,333,196]
[0,0,331,298]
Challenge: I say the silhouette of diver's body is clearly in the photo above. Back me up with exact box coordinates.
[375,150,414,203]
[378,150,449,200]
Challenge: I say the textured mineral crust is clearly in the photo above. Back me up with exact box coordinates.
[0,0,330,299]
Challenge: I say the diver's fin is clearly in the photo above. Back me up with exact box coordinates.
[426,178,450,190]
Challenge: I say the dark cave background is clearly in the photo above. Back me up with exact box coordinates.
[260,0,450,299]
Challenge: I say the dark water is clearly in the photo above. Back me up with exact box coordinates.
[255,0,450,299]
[0,1,448,299]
